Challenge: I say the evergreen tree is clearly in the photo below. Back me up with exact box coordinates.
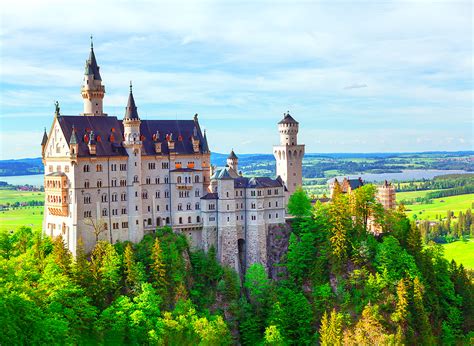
[412,277,434,344]
[150,237,167,293]
[319,309,343,346]
[391,278,410,343]
[72,239,92,290]
[328,193,352,269]
[123,243,145,295]
[52,235,72,276]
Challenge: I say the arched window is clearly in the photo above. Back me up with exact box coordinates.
[196,216,201,223]
[179,217,183,224]
[194,175,200,183]
[188,216,192,224]
[102,208,108,216]
[177,176,182,184]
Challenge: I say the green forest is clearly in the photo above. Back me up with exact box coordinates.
[1,185,473,345]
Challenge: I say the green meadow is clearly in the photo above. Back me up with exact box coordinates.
[0,206,44,233]
[402,193,474,221]
[442,239,474,269]
[0,189,44,204]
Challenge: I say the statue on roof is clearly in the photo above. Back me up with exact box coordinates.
[54,101,60,116]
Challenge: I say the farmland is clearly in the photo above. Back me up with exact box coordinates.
[402,193,474,221]
[442,239,474,269]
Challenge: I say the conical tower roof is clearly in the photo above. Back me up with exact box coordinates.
[41,128,48,145]
[84,37,102,80]
[124,82,140,120]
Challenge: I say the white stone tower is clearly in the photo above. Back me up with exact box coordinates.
[81,37,106,116]
[273,112,305,200]
[122,82,144,243]
[226,150,239,173]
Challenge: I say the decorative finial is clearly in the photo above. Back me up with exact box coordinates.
[194,113,198,121]
[129,80,133,93]
[90,35,93,49]
[44,127,46,133]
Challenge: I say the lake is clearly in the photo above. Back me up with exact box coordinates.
[0,169,472,187]
[328,169,473,183]
[0,174,44,187]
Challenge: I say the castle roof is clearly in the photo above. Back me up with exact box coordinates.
[124,83,139,120]
[201,192,218,200]
[57,115,208,157]
[84,44,102,81]
[41,128,48,145]
[344,177,364,190]
[278,112,298,125]
[228,150,238,160]
[234,176,283,189]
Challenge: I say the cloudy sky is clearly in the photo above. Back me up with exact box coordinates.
[0,0,472,159]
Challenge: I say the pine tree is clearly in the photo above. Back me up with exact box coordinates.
[151,237,167,292]
[73,239,92,289]
[412,277,434,344]
[319,309,343,346]
[52,235,72,276]
[392,278,409,343]
[328,193,351,269]
[344,303,393,345]
[287,187,312,218]
[124,243,144,295]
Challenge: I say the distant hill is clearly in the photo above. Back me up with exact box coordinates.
[0,151,472,177]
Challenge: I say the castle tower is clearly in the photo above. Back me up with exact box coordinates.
[81,37,106,116]
[377,180,396,210]
[273,112,305,200]
[227,150,238,173]
[122,82,144,243]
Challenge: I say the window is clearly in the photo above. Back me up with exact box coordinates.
[276,213,279,219]
[148,162,156,170]
[162,162,169,169]
[186,203,191,210]
[268,202,271,207]
[97,180,102,188]
[84,210,92,218]
[267,189,271,195]
[113,223,119,230]
[258,191,262,196]
[188,216,192,224]
[164,190,169,198]
[164,176,169,184]
[251,190,256,197]
[122,222,128,228]
[195,189,200,197]
[166,217,170,224]
[83,164,90,172]
[112,179,117,187]
[121,193,127,201]
[179,217,183,224]
[122,208,127,215]
[120,164,127,171]
[96,164,103,172]
[156,177,160,184]
[195,202,200,210]
[147,206,151,212]
[84,180,90,188]
[269,214,272,219]
[166,205,169,211]
[102,208,108,217]
[178,203,183,211]
[274,189,278,195]
[251,215,256,221]
[226,192,229,198]
[194,175,200,183]
[133,176,139,183]
[146,177,151,184]
[276,201,278,207]
[209,203,215,210]
[177,176,182,184]
[156,191,160,198]
[157,205,160,211]
[120,179,127,186]
[112,209,118,216]
[142,191,148,199]
[227,204,230,211]
[112,193,117,202]
[197,216,201,223]
[84,195,91,204]
[101,194,107,203]
[251,203,256,209]
[111,164,117,171]
[148,218,152,226]
[209,216,215,222]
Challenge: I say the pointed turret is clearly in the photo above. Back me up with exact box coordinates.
[227,149,238,172]
[202,129,210,153]
[81,36,106,116]
[124,82,140,120]
[69,125,79,159]
[41,127,48,158]
[123,82,141,145]
[41,127,48,146]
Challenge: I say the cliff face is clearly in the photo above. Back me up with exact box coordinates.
[266,221,293,280]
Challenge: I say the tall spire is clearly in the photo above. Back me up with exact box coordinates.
[81,36,105,116]
[124,81,139,120]
[85,36,101,81]
[41,127,48,146]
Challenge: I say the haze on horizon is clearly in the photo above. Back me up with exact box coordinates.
[0,0,472,160]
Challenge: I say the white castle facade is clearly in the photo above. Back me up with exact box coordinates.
[41,43,304,272]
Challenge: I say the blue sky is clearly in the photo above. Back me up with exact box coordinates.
[0,0,472,159]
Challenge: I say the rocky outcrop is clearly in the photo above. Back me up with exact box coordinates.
[266,221,293,280]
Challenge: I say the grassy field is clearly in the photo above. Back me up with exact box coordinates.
[0,189,44,204]
[0,206,43,233]
[442,239,474,269]
[403,193,474,220]
[396,189,441,201]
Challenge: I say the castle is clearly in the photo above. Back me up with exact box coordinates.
[41,42,304,273]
